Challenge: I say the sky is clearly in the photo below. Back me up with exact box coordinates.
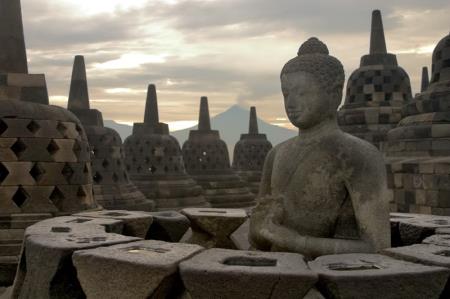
[21,0,450,131]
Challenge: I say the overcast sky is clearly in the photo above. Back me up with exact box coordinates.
[21,0,450,130]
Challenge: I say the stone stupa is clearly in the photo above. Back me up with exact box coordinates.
[123,85,207,211]
[232,107,272,195]
[182,97,254,208]
[338,10,413,149]
[0,0,99,286]
[67,55,155,211]
[385,32,450,215]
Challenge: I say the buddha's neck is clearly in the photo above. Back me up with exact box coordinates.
[298,117,339,140]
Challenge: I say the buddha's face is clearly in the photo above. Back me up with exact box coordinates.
[281,71,333,129]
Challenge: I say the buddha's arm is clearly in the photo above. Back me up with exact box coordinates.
[259,148,391,258]
[249,148,276,250]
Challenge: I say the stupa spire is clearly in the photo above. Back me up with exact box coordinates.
[248,106,259,134]
[143,84,159,126]
[68,56,90,110]
[421,66,430,92]
[198,96,211,131]
[369,10,388,54]
[0,0,28,73]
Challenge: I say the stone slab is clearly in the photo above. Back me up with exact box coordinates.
[180,248,317,299]
[308,253,449,299]
[73,240,203,299]
[75,210,153,238]
[146,211,190,242]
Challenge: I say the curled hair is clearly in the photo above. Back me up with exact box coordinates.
[281,37,345,94]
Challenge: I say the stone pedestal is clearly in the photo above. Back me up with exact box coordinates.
[73,240,203,299]
[124,85,207,210]
[338,10,412,149]
[180,248,317,299]
[181,208,247,249]
[146,211,190,242]
[309,253,449,299]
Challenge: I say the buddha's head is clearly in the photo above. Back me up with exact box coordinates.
[281,37,345,129]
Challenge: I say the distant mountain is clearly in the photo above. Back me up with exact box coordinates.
[104,105,297,157]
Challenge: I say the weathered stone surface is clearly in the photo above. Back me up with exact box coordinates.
[385,32,450,215]
[181,208,247,249]
[383,243,450,268]
[182,97,254,208]
[309,253,449,299]
[232,107,272,195]
[394,214,450,245]
[230,219,251,250]
[338,10,412,149]
[73,240,203,299]
[180,248,317,299]
[146,211,190,242]
[75,210,153,238]
[10,218,140,299]
[67,56,155,212]
[249,37,390,258]
[124,85,207,210]
[423,234,450,247]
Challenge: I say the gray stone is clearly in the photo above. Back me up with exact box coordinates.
[232,107,272,195]
[75,210,153,238]
[423,234,450,247]
[146,211,190,242]
[397,215,450,245]
[338,10,412,149]
[67,56,155,212]
[180,248,317,299]
[73,240,203,299]
[249,37,390,258]
[182,97,255,208]
[383,243,450,268]
[385,32,450,215]
[230,219,251,250]
[181,208,247,249]
[123,85,207,210]
[309,253,449,299]
[10,218,140,299]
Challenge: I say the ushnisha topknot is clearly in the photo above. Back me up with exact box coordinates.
[281,37,345,94]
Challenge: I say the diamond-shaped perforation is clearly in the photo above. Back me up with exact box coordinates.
[72,140,82,158]
[30,163,46,182]
[93,172,103,183]
[49,187,65,207]
[0,163,9,183]
[102,159,109,169]
[0,119,7,136]
[112,173,119,183]
[11,139,27,158]
[26,120,41,134]
[12,187,29,208]
[56,122,67,135]
[61,163,74,182]
[47,140,60,155]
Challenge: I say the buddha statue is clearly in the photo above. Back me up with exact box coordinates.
[249,37,391,259]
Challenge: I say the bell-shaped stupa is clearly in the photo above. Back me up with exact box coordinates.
[123,85,207,210]
[385,32,450,215]
[0,0,99,286]
[338,10,413,149]
[182,97,254,208]
[67,56,155,211]
[232,107,272,195]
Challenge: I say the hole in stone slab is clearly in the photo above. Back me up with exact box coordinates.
[51,227,72,233]
[199,210,227,214]
[124,246,171,254]
[103,212,129,217]
[223,256,277,267]
[66,218,92,224]
[434,250,450,257]
[327,261,382,271]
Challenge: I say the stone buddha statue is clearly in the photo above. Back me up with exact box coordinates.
[249,37,391,258]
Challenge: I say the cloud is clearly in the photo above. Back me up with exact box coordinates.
[18,0,450,126]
